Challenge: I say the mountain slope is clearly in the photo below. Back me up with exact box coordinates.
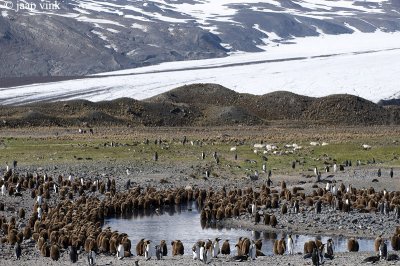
[1,0,400,77]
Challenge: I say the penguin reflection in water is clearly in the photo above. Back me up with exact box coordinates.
[69,246,78,263]
[311,246,320,266]
[325,239,334,260]
[87,250,96,266]
[305,243,325,266]
[15,242,22,260]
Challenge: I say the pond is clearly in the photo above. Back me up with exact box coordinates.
[103,201,375,256]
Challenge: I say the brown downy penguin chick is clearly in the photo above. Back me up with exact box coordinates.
[270,214,277,227]
[304,240,316,255]
[50,244,60,261]
[99,235,110,253]
[109,236,118,255]
[23,227,32,240]
[41,243,50,257]
[171,240,184,255]
[240,238,250,256]
[391,234,400,251]
[374,235,383,253]
[136,238,145,256]
[221,239,230,255]
[235,237,244,256]
[160,240,168,256]
[277,237,286,255]
[273,240,279,255]
[264,213,270,225]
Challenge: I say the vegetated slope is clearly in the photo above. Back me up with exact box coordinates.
[302,94,394,125]
[148,84,400,125]
[0,98,202,127]
[0,84,399,127]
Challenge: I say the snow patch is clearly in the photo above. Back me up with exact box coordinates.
[107,28,120,33]
[124,14,151,22]
[73,7,91,15]
[91,30,108,41]
[76,16,126,27]
[131,23,148,31]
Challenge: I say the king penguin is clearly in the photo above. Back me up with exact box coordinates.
[287,234,294,255]
[117,243,124,260]
[212,238,221,258]
[192,242,200,260]
[249,240,256,260]
[144,240,152,261]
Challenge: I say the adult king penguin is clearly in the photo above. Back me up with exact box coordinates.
[212,238,221,258]
[144,240,152,261]
[117,243,124,260]
[287,234,294,255]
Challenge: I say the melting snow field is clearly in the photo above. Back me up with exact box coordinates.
[1,31,400,105]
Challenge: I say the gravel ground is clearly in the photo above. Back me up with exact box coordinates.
[0,158,399,265]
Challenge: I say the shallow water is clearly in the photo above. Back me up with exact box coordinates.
[103,202,375,256]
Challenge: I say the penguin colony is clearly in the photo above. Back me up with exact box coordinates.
[1,165,400,263]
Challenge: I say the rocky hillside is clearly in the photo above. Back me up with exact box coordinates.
[1,0,400,77]
[0,84,398,127]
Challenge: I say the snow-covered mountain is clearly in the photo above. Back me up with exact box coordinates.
[1,0,400,104]
[1,30,400,105]
[1,0,399,77]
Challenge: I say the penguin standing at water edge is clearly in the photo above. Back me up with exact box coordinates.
[199,242,207,262]
[117,243,124,260]
[221,240,230,255]
[379,240,388,260]
[192,242,200,260]
[136,239,145,256]
[287,234,294,255]
[212,238,221,258]
[144,240,152,260]
[249,240,257,260]
[155,245,162,260]
[160,240,168,256]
